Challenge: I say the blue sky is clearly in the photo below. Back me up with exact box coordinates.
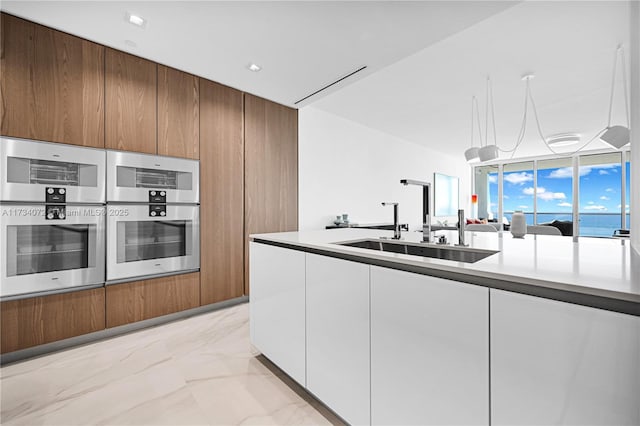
[487,161,630,215]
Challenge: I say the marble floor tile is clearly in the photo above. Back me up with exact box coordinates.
[0,303,344,426]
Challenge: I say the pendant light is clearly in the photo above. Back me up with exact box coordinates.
[467,46,629,163]
[600,45,630,149]
[478,77,499,162]
[464,96,482,163]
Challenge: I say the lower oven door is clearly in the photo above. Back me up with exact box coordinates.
[106,204,200,282]
[0,204,106,299]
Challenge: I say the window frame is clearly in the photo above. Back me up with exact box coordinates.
[471,147,631,238]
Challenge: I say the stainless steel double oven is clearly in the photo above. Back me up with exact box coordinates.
[105,151,200,282]
[0,137,106,299]
[1,137,200,300]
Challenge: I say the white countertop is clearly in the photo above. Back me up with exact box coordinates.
[251,228,640,304]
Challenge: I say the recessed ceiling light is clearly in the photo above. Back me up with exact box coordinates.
[126,12,146,28]
[247,63,262,72]
[547,133,581,147]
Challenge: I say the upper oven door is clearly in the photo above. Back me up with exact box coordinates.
[0,204,106,299]
[1,137,106,204]
[106,151,199,204]
[106,204,200,282]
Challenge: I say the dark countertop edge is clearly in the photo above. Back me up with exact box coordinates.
[252,238,640,317]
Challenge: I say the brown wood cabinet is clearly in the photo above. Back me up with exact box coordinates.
[199,79,244,304]
[1,288,106,354]
[158,65,199,159]
[105,272,200,328]
[105,48,157,154]
[244,94,298,294]
[0,13,300,353]
[0,13,105,147]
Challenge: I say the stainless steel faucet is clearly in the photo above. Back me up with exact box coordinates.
[456,209,468,247]
[381,202,401,239]
[400,179,431,242]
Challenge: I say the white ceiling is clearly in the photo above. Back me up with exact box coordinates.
[1,1,631,160]
[311,1,632,159]
[0,1,515,108]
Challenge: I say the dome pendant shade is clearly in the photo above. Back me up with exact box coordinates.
[478,145,499,162]
[600,125,630,149]
[465,147,480,163]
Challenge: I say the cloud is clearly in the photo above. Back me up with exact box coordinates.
[551,166,594,178]
[504,172,533,185]
[600,196,610,200]
[617,204,630,210]
[503,195,509,199]
[548,167,572,178]
[557,202,572,207]
[588,201,594,204]
[518,205,529,209]
[605,188,615,193]
[539,191,566,201]
[522,186,566,200]
[557,164,620,179]
[584,205,607,211]
[488,175,498,184]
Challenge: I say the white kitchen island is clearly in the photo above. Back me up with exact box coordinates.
[249,228,640,426]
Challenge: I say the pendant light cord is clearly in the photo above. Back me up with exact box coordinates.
[527,83,606,156]
[620,46,630,127]
[489,78,498,147]
[497,77,529,156]
[471,96,484,147]
[607,47,619,128]
[607,46,630,128]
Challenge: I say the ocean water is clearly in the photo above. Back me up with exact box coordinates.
[502,213,630,237]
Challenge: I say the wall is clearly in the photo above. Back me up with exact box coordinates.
[298,107,469,231]
[631,0,640,254]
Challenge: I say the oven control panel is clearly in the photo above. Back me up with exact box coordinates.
[46,205,66,220]
[149,190,167,204]
[46,187,66,204]
[149,204,167,217]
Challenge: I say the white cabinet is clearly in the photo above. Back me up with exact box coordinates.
[249,242,306,386]
[370,266,490,426]
[491,289,640,426]
[306,254,370,425]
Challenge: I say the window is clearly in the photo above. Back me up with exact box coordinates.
[536,157,573,224]
[625,151,630,229]
[472,149,631,238]
[503,161,534,225]
[579,153,622,237]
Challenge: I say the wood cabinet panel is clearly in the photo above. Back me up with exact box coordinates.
[0,288,106,354]
[158,65,199,159]
[105,272,200,328]
[0,13,105,147]
[105,48,157,154]
[244,94,298,294]
[199,79,244,304]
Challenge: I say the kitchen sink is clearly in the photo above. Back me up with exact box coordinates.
[334,238,498,263]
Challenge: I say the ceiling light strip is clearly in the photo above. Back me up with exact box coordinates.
[294,65,367,105]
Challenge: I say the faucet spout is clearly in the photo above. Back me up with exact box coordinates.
[382,202,401,239]
[400,179,431,242]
